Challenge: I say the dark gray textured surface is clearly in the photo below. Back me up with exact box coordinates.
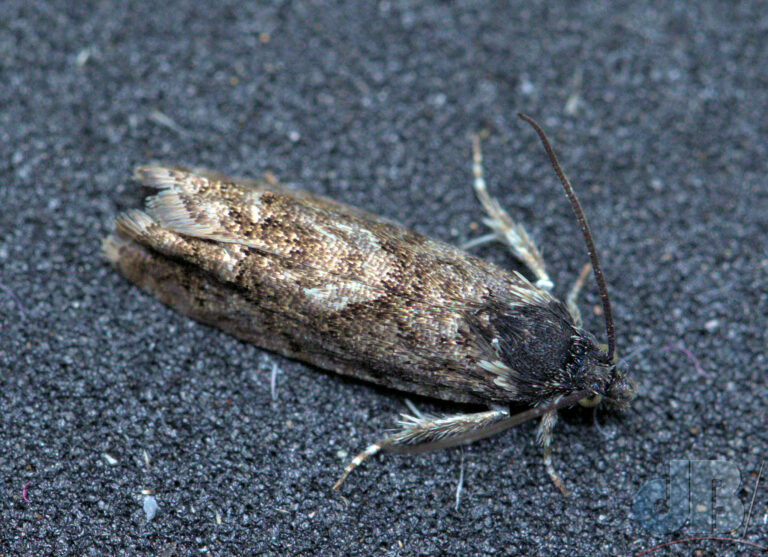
[2,1,767,555]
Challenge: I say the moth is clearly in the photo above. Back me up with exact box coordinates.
[103,114,636,495]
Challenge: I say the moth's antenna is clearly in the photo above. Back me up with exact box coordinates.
[518,113,615,361]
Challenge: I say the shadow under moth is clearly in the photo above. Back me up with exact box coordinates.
[103,114,636,495]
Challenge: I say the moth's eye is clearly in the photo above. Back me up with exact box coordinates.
[571,340,589,358]
[578,393,603,408]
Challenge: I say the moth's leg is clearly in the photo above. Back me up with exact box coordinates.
[536,408,569,496]
[332,407,511,491]
[565,262,592,328]
[464,135,554,291]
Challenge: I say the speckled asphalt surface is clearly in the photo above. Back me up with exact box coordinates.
[2,1,767,555]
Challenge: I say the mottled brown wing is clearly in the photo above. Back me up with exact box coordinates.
[104,167,558,404]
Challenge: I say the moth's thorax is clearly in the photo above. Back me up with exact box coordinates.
[473,297,579,403]
[475,295,636,408]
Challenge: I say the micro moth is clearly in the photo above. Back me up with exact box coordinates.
[103,114,636,495]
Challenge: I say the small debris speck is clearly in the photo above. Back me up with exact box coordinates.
[519,77,535,95]
[143,495,159,521]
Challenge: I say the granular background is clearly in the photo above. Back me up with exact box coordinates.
[1,1,767,555]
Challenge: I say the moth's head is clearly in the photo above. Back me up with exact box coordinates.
[518,114,638,414]
[571,335,637,410]
[603,358,637,409]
